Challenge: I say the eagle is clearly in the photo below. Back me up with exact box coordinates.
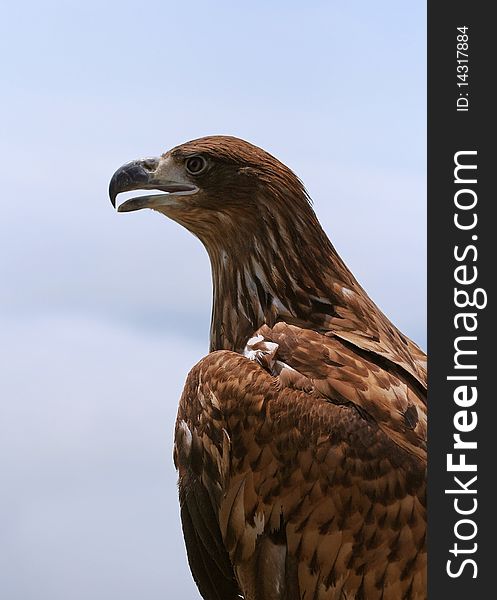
[109,136,427,600]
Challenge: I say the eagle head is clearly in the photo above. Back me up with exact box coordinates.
[109,135,315,243]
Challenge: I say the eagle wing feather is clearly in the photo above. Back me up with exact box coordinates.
[175,333,426,600]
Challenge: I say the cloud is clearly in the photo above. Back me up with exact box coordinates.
[1,315,202,600]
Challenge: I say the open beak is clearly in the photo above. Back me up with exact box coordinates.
[109,157,198,212]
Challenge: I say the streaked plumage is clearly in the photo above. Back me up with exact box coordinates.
[109,136,427,600]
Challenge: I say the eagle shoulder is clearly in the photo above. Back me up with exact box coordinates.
[175,345,426,600]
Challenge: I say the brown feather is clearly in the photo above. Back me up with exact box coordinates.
[176,349,426,600]
[116,135,427,599]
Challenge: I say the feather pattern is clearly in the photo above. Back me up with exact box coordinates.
[112,135,426,599]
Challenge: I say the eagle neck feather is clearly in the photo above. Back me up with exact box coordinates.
[205,194,361,353]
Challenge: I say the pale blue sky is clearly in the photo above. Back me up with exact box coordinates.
[1,2,426,598]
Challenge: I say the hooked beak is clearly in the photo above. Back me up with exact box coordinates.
[109,157,199,212]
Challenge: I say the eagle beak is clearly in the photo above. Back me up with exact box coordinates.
[109,158,199,212]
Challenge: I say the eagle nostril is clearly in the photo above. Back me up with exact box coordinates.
[142,158,159,172]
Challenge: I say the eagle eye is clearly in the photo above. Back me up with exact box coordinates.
[185,156,207,175]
